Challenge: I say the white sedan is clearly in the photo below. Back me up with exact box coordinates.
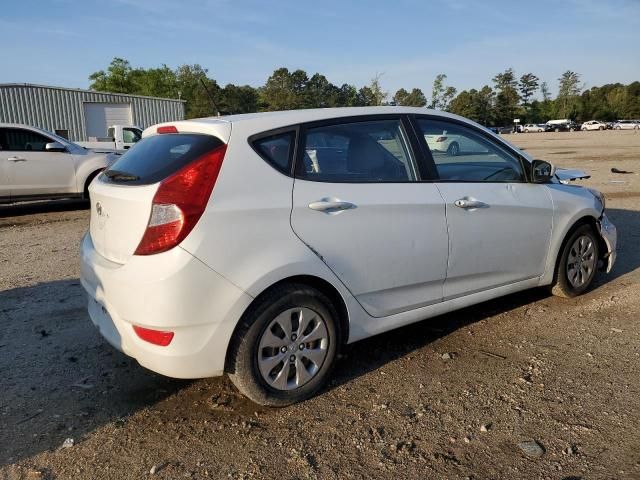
[523,124,545,132]
[80,107,617,406]
[581,120,607,131]
[613,120,640,130]
[0,123,114,203]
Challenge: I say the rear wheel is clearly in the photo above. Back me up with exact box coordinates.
[551,224,599,298]
[447,142,460,156]
[227,283,340,406]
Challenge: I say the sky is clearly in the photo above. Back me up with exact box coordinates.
[1,0,639,99]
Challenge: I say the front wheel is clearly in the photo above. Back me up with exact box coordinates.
[551,224,599,298]
[227,283,340,406]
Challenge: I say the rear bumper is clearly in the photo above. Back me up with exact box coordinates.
[598,212,617,273]
[80,232,253,378]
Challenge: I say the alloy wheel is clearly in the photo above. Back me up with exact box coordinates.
[566,235,596,288]
[257,307,329,391]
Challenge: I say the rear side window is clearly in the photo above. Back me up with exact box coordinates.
[252,132,294,174]
[104,133,224,185]
[297,119,416,183]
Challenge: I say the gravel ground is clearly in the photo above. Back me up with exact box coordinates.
[1,130,639,480]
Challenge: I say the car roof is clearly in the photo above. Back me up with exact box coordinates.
[160,107,478,133]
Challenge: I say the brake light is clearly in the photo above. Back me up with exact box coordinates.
[157,125,178,134]
[133,325,174,346]
[134,144,227,255]
[436,136,448,142]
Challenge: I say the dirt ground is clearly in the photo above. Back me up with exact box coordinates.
[1,130,639,480]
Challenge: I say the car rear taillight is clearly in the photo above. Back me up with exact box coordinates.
[134,144,227,255]
[133,325,174,346]
[436,136,448,142]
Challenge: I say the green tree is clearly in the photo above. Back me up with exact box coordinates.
[368,73,387,106]
[219,84,259,114]
[393,87,427,107]
[556,71,582,119]
[260,67,308,111]
[492,68,520,125]
[336,84,362,106]
[304,73,340,108]
[175,64,220,118]
[448,85,494,125]
[430,74,457,110]
[519,73,539,122]
[89,57,135,93]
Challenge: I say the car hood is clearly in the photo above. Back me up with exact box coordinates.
[555,167,590,183]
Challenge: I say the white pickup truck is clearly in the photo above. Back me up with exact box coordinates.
[77,125,142,153]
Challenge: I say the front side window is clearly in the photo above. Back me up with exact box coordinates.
[297,119,416,182]
[123,128,142,144]
[0,128,51,152]
[417,119,524,182]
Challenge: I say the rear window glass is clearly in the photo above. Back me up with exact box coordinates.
[252,132,294,174]
[103,133,224,185]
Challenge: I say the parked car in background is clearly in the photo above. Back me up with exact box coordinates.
[0,123,115,203]
[80,107,617,406]
[581,120,607,131]
[546,120,581,132]
[494,126,514,134]
[613,120,640,130]
[78,125,143,153]
[523,124,545,133]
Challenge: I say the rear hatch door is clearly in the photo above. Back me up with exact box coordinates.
[89,128,227,264]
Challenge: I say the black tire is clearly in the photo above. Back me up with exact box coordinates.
[550,224,599,298]
[447,142,460,156]
[227,283,340,406]
[555,127,560,132]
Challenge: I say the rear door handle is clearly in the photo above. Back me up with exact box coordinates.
[8,156,27,162]
[308,199,357,214]
[454,198,489,209]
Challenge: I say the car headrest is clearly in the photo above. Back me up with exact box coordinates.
[347,136,385,173]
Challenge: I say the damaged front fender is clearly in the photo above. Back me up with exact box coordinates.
[597,213,617,273]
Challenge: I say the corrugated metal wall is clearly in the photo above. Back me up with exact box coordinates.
[0,84,185,142]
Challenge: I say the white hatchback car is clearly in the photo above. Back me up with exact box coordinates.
[80,107,617,406]
[523,124,545,133]
[0,124,114,203]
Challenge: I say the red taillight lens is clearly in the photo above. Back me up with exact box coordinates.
[134,144,227,255]
[133,325,174,346]
[435,136,448,142]
[157,125,178,134]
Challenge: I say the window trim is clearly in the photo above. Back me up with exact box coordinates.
[408,114,533,183]
[293,114,423,184]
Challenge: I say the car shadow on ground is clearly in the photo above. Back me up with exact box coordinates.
[0,199,89,219]
[1,208,637,468]
[0,279,190,467]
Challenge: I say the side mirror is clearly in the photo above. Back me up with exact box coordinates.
[45,141,67,153]
[531,159,556,183]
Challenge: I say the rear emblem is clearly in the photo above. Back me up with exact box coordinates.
[96,202,103,217]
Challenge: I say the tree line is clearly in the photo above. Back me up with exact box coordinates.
[89,58,640,125]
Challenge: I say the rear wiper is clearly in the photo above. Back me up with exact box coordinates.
[104,169,140,181]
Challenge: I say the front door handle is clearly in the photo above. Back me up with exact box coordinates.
[7,156,27,162]
[454,198,489,209]
[308,199,357,214]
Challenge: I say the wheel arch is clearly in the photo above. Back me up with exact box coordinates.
[83,169,104,199]
[550,215,606,283]
[224,274,350,372]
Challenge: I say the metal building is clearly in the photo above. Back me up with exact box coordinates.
[0,83,185,142]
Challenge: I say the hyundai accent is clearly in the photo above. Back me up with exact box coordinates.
[80,107,617,406]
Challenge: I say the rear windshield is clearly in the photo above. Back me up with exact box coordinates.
[103,133,224,185]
